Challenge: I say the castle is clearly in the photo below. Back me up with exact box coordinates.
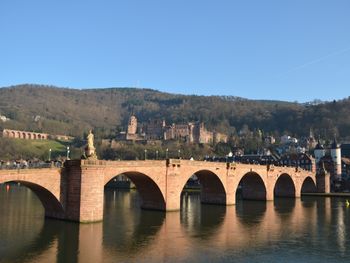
[120,115,227,144]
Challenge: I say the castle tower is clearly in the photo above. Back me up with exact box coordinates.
[314,139,326,169]
[127,115,137,135]
[331,137,342,181]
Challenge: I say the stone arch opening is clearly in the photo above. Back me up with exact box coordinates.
[11,131,16,138]
[237,172,267,201]
[274,174,296,198]
[181,170,227,205]
[301,177,317,193]
[105,172,166,211]
[28,133,32,139]
[22,132,26,139]
[33,134,37,140]
[17,132,21,138]
[1,181,65,219]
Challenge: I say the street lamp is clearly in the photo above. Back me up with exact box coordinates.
[156,150,159,160]
[66,146,70,160]
[144,149,147,160]
[166,148,169,159]
[49,148,52,161]
[178,149,181,159]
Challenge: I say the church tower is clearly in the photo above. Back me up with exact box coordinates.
[331,137,342,181]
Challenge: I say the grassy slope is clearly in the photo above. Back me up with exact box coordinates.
[0,138,78,160]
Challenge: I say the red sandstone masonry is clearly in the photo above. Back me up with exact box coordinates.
[0,160,325,223]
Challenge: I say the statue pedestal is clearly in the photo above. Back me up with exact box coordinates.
[83,146,97,160]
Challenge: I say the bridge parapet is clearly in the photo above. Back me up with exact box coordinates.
[66,159,167,168]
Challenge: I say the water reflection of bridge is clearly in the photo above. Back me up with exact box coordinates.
[2,188,349,262]
[0,159,326,222]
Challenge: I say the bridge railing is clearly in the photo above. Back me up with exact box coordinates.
[204,159,312,173]
[0,162,61,170]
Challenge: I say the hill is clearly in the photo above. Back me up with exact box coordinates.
[0,84,350,141]
[0,137,77,160]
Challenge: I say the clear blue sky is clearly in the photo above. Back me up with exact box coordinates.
[1,0,349,102]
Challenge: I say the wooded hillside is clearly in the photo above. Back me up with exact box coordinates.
[0,84,349,141]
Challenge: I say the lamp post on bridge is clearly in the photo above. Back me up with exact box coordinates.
[178,149,181,159]
[156,150,159,160]
[165,148,168,159]
[144,149,147,160]
[49,148,52,162]
[66,146,70,160]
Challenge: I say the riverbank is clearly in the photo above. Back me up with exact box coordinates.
[302,192,350,198]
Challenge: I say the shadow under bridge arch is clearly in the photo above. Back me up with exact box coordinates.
[184,170,227,205]
[105,172,166,211]
[237,172,267,201]
[301,176,317,193]
[274,173,296,198]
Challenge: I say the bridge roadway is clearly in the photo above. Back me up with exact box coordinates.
[0,159,328,223]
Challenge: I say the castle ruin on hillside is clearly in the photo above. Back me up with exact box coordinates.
[119,114,227,144]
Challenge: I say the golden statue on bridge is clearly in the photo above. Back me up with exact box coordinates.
[83,130,97,160]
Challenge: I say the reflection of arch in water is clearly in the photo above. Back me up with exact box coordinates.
[274,173,296,198]
[103,188,165,255]
[1,180,65,219]
[181,170,227,205]
[236,200,267,226]
[5,219,72,263]
[105,172,166,211]
[180,192,226,237]
[237,172,267,201]
[0,184,71,263]
[301,177,317,193]
[274,198,296,217]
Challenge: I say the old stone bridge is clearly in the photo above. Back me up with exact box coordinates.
[0,159,328,223]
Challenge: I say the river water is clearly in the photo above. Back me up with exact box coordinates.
[1,184,350,263]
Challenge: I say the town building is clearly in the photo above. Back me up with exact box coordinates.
[280,134,298,145]
[341,158,350,180]
[279,153,315,172]
[341,143,350,158]
[264,136,276,145]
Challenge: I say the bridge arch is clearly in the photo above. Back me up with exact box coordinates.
[180,169,227,205]
[237,172,267,201]
[1,180,65,219]
[274,173,296,198]
[105,171,166,211]
[301,176,317,193]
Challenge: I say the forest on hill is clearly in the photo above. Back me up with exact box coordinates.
[1,84,350,142]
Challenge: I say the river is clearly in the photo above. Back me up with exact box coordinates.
[1,184,350,262]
